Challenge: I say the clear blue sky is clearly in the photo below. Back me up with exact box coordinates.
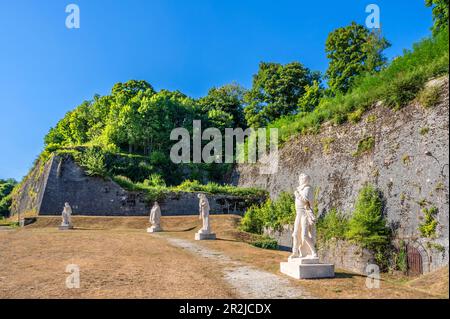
[0,0,433,180]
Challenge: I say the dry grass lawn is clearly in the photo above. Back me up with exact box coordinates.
[0,215,448,299]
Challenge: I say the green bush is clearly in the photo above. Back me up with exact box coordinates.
[0,194,13,217]
[76,147,108,177]
[382,71,425,109]
[393,240,408,273]
[346,184,390,250]
[142,173,166,187]
[175,180,267,198]
[418,85,442,108]
[251,235,279,250]
[316,209,349,244]
[0,178,17,217]
[240,191,295,234]
[240,205,265,234]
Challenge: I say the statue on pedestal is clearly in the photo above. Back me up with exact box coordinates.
[147,201,162,233]
[280,173,335,279]
[291,173,317,259]
[59,202,73,230]
[195,193,216,240]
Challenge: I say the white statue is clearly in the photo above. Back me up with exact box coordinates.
[291,173,317,259]
[280,173,335,279]
[147,201,162,232]
[198,193,211,233]
[195,193,215,240]
[60,202,73,229]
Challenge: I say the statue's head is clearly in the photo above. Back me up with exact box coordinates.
[154,201,158,206]
[298,173,311,187]
[198,193,205,200]
[64,202,70,207]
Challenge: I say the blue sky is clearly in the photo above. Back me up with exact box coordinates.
[0,0,433,180]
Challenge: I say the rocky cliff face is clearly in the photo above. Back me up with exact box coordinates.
[234,78,449,272]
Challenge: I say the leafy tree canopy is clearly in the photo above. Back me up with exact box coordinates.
[426,0,449,35]
[244,62,320,128]
[199,83,247,129]
[325,22,390,94]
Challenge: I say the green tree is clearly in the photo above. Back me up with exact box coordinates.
[426,0,449,35]
[346,184,390,249]
[244,62,319,127]
[325,22,390,94]
[199,83,247,129]
[297,80,324,113]
[111,80,155,98]
[0,179,17,217]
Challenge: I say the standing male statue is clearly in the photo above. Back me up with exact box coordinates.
[280,173,335,279]
[195,193,216,240]
[147,201,162,232]
[59,202,73,230]
[291,173,317,259]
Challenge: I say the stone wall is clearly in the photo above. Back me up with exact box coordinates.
[11,155,263,217]
[234,78,449,273]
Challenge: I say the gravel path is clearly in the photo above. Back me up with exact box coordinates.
[165,237,313,299]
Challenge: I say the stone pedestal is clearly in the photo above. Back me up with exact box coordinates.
[58,225,74,230]
[195,232,216,240]
[280,257,334,279]
[147,226,162,233]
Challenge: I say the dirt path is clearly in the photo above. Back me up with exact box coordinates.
[165,237,313,299]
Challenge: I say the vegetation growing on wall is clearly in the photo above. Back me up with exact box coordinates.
[419,206,439,238]
[352,136,375,157]
[112,175,267,202]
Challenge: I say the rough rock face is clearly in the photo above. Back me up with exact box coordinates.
[234,78,449,273]
[11,155,263,217]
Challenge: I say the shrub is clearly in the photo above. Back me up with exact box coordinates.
[0,194,13,217]
[76,148,108,177]
[240,191,295,234]
[346,184,390,250]
[417,85,441,108]
[393,240,408,273]
[251,235,279,250]
[240,205,265,234]
[142,173,166,187]
[382,71,425,109]
[316,209,349,244]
